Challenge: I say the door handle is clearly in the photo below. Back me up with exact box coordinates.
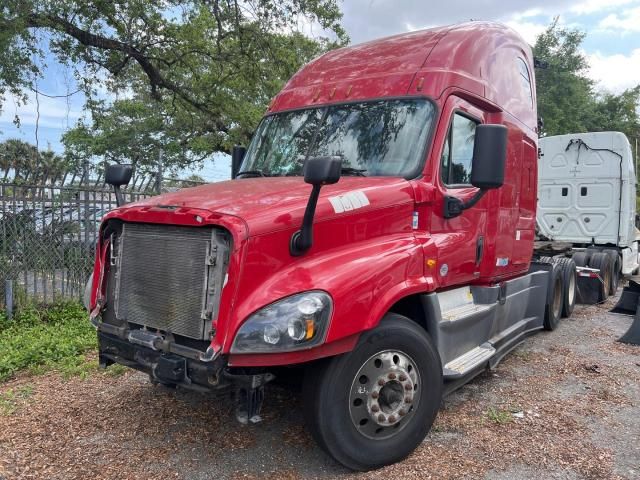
[476,236,484,266]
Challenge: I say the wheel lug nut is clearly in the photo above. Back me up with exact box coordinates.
[378,414,385,422]
[404,384,413,391]
[371,404,380,412]
[399,374,407,381]
[388,373,396,380]
[399,409,407,416]
[378,379,385,386]
[389,415,396,423]
[371,391,379,399]
[404,397,412,403]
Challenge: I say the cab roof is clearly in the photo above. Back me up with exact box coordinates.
[269,21,536,131]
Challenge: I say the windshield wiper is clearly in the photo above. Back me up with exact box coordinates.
[236,170,267,178]
[341,166,367,176]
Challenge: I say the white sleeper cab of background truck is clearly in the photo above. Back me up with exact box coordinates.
[536,131,639,303]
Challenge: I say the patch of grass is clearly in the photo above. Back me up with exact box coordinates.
[0,302,96,382]
[486,406,513,425]
[103,363,128,377]
[58,355,100,380]
[0,384,34,415]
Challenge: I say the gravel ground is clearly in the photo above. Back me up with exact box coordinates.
[0,294,638,480]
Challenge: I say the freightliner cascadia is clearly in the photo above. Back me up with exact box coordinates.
[88,22,578,470]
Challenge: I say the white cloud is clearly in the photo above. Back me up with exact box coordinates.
[570,0,636,14]
[505,20,548,44]
[598,5,640,33]
[0,91,83,130]
[587,48,640,92]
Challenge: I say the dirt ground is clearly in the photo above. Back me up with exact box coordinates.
[1,295,639,480]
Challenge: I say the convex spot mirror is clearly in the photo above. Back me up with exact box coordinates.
[303,156,342,186]
[105,164,133,187]
[470,124,508,190]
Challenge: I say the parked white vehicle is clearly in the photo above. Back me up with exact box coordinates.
[538,131,639,277]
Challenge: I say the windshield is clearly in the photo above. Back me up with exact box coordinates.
[240,98,436,177]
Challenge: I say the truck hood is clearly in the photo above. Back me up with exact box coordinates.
[123,177,415,236]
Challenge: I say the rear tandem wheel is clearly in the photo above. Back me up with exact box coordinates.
[543,264,565,331]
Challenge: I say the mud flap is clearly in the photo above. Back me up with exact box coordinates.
[610,280,640,345]
[576,275,603,305]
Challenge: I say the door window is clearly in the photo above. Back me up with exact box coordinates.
[440,113,478,186]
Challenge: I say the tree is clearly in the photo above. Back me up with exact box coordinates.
[0,139,74,183]
[0,1,346,172]
[533,19,595,136]
[534,19,640,143]
[587,86,640,141]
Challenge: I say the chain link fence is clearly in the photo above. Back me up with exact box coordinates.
[0,168,206,310]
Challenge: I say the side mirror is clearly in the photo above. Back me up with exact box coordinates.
[291,156,342,256]
[470,124,508,190]
[303,156,342,186]
[443,124,507,219]
[105,164,133,207]
[105,164,133,187]
[231,145,246,179]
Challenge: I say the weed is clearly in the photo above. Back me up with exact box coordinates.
[59,356,99,380]
[486,406,513,425]
[0,384,34,415]
[103,363,128,377]
[512,349,531,360]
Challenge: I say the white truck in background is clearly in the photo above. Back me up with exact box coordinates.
[536,131,639,303]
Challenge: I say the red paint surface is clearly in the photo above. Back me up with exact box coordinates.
[92,22,537,367]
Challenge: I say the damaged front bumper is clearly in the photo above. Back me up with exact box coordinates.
[98,331,229,392]
[97,329,275,423]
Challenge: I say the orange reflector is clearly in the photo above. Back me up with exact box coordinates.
[305,318,315,340]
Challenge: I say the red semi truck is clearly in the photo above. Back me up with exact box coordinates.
[89,22,574,470]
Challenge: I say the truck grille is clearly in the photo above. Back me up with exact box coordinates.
[113,223,229,339]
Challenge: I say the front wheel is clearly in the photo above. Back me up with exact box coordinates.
[303,314,442,471]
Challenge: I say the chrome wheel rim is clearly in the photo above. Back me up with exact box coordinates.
[553,277,563,318]
[349,350,421,440]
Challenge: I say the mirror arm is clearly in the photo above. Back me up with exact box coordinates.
[290,184,322,256]
[113,185,125,207]
[443,189,487,219]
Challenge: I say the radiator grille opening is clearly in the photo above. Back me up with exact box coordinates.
[113,223,229,339]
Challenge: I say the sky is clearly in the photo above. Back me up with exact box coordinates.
[1,0,639,181]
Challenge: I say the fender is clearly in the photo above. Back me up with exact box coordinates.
[225,231,437,366]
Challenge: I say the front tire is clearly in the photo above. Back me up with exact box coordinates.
[303,314,442,471]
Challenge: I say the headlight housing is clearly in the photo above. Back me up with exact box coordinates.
[230,291,332,353]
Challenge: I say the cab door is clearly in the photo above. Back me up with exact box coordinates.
[429,96,490,287]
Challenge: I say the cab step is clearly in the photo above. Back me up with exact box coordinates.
[440,302,493,322]
[438,286,493,322]
[443,343,496,378]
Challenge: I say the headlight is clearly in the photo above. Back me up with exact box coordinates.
[230,291,332,353]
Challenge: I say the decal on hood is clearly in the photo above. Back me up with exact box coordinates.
[328,190,370,214]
